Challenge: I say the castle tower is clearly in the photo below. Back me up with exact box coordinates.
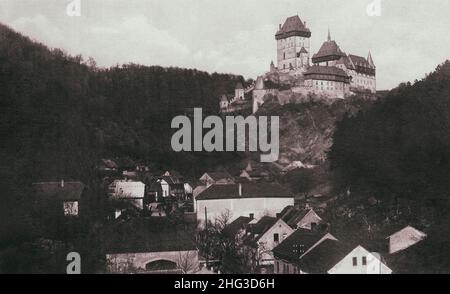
[252,76,266,114]
[234,82,244,101]
[275,15,311,74]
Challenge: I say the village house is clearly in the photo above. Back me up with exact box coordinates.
[199,171,235,187]
[244,217,294,268]
[195,183,294,225]
[97,159,118,174]
[387,226,427,254]
[104,218,199,274]
[273,229,338,274]
[108,180,146,218]
[278,206,323,230]
[32,180,85,217]
[328,245,392,274]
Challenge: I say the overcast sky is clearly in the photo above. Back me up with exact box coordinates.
[0,0,449,90]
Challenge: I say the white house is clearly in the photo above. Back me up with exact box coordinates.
[249,218,294,265]
[109,180,146,210]
[388,226,427,254]
[196,183,294,225]
[328,245,392,274]
[279,206,323,230]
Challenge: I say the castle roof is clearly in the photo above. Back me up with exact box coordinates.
[304,66,350,83]
[235,82,244,90]
[348,54,376,76]
[276,15,311,40]
[312,40,346,63]
[348,54,372,68]
[220,94,228,102]
[305,65,348,77]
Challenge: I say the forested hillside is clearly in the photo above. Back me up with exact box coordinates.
[0,23,244,246]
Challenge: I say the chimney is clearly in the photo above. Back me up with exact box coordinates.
[60,179,64,188]
[279,24,282,30]
[304,21,306,27]
[238,183,242,197]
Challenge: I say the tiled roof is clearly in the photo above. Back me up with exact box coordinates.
[272,229,326,262]
[348,54,371,68]
[296,239,353,273]
[33,181,85,201]
[224,216,252,237]
[275,15,311,39]
[103,218,197,254]
[312,40,346,62]
[196,183,293,200]
[204,171,233,182]
[304,65,349,78]
[336,55,355,70]
[249,216,278,235]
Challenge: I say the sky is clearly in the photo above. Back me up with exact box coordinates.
[0,0,449,90]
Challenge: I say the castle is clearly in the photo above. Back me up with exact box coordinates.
[220,15,376,114]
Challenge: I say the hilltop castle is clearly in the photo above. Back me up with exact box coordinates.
[220,15,377,114]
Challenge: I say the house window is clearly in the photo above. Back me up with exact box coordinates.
[362,256,367,266]
[352,257,358,266]
[276,261,279,273]
[63,201,79,216]
[274,233,279,242]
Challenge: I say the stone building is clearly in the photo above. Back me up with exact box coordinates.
[275,15,311,76]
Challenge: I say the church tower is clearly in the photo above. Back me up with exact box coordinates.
[275,15,311,74]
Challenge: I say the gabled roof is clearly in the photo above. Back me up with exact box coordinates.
[248,216,278,235]
[33,181,85,201]
[196,183,293,200]
[312,40,346,63]
[275,15,311,40]
[202,171,234,182]
[224,216,252,237]
[348,54,372,68]
[336,55,355,70]
[272,229,327,262]
[388,225,427,239]
[103,218,197,254]
[297,239,353,274]
[299,47,308,54]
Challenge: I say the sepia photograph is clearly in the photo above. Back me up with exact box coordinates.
[0,0,449,281]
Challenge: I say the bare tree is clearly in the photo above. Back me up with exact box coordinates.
[176,251,199,274]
